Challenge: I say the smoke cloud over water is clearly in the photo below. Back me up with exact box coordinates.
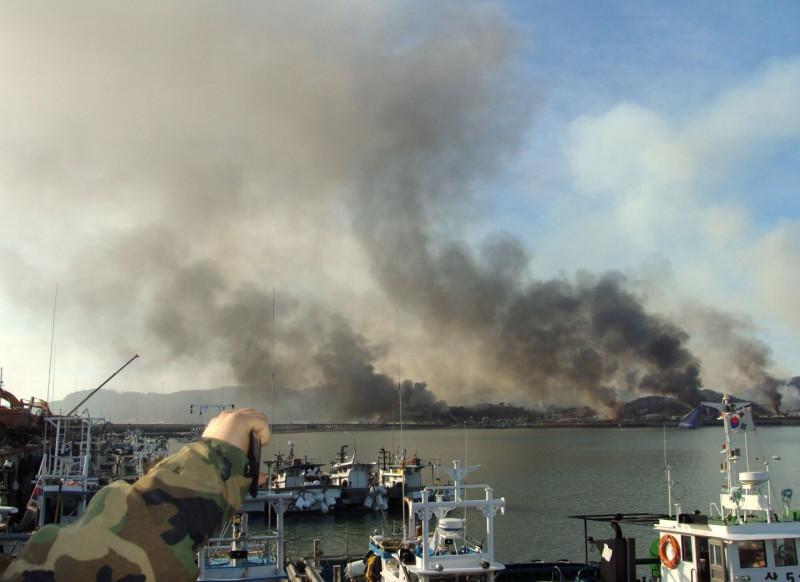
[0,3,788,420]
[676,305,783,412]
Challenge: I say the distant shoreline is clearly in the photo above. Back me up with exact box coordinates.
[108,416,800,436]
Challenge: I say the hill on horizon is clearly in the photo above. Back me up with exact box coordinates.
[47,380,798,425]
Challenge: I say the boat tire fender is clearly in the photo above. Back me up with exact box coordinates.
[659,534,680,569]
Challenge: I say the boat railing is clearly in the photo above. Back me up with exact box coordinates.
[424,536,483,557]
[207,534,280,544]
[38,474,98,485]
[405,485,504,570]
[201,533,281,565]
[0,533,31,553]
[422,482,493,495]
[407,495,504,513]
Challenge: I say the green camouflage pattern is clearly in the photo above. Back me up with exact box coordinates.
[1,438,251,581]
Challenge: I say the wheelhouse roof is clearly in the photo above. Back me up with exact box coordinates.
[569,512,670,527]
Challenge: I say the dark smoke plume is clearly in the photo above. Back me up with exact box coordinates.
[1,3,783,421]
[678,305,781,412]
[308,315,445,420]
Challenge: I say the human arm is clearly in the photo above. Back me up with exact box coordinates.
[1,408,270,581]
[202,407,271,466]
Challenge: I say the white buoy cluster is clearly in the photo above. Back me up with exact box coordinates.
[364,485,389,511]
[291,490,339,512]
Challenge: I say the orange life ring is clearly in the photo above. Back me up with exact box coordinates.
[658,534,680,569]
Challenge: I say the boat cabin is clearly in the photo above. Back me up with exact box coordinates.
[367,461,506,582]
[576,396,799,582]
[655,507,800,582]
[654,397,799,582]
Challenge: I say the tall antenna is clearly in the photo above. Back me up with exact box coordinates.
[46,284,58,406]
[268,287,277,530]
[396,308,406,535]
[396,308,403,452]
[43,285,58,454]
[271,287,276,423]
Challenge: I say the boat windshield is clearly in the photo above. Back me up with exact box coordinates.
[737,540,767,569]
[427,575,488,582]
[681,535,693,562]
[774,539,798,567]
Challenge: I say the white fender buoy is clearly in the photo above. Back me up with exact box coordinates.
[346,560,367,580]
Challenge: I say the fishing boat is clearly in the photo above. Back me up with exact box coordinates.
[569,394,800,582]
[376,448,428,508]
[102,429,169,482]
[347,460,507,582]
[268,441,340,514]
[329,445,377,510]
[652,396,799,582]
[197,492,292,581]
[17,414,106,531]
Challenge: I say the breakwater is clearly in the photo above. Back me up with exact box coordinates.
[104,421,442,436]
[104,416,799,437]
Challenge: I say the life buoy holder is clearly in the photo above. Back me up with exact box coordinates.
[658,534,680,569]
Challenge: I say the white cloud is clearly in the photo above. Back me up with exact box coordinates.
[1,2,798,412]
[558,57,800,379]
[746,220,800,328]
[686,58,800,173]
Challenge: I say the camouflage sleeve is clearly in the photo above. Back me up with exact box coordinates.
[1,438,251,581]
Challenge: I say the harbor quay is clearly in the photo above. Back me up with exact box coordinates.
[104,421,440,437]
[106,416,800,438]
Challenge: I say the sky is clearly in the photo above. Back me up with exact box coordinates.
[1,1,799,420]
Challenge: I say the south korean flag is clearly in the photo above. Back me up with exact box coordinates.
[729,406,753,433]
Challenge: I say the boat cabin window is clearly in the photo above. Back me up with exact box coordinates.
[774,539,798,567]
[737,540,767,569]
[430,575,486,582]
[710,542,724,568]
[682,535,694,563]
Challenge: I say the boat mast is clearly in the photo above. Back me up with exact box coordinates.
[46,284,57,409]
[43,285,58,460]
[722,394,735,491]
[663,424,674,517]
[396,308,406,538]
[268,288,276,520]
[271,287,276,430]
[702,394,741,493]
[66,354,139,417]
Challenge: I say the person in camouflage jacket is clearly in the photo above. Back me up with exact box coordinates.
[0,408,270,582]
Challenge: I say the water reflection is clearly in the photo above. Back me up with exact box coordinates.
[177,425,800,563]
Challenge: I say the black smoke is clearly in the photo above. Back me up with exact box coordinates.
[1,3,783,421]
[677,305,783,412]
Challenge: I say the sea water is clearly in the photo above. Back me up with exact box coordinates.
[186,425,800,564]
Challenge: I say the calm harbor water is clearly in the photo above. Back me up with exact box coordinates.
[184,425,800,564]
